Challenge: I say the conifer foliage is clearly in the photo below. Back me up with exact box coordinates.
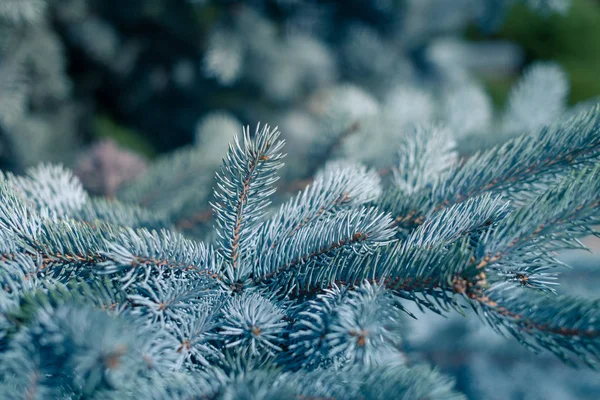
[1,106,600,398]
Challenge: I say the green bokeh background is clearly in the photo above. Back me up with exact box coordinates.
[486,0,600,106]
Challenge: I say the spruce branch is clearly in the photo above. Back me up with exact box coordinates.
[0,253,47,311]
[407,193,510,248]
[502,62,568,134]
[212,123,285,281]
[392,124,458,195]
[0,304,152,397]
[290,281,404,368]
[253,207,395,293]
[287,284,352,370]
[127,274,218,327]
[294,361,466,400]
[1,98,599,397]
[100,228,221,287]
[382,106,600,229]
[73,197,172,231]
[168,303,222,369]
[5,164,88,218]
[0,186,218,287]
[461,166,600,294]
[2,166,169,231]
[256,162,381,251]
[0,181,42,242]
[219,292,288,356]
[481,166,600,260]
[442,106,600,201]
[466,287,600,368]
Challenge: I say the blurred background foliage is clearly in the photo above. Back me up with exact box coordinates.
[2,0,598,163]
[483,0,600,106]
[93,114,156,158]
[87,0,600,156]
